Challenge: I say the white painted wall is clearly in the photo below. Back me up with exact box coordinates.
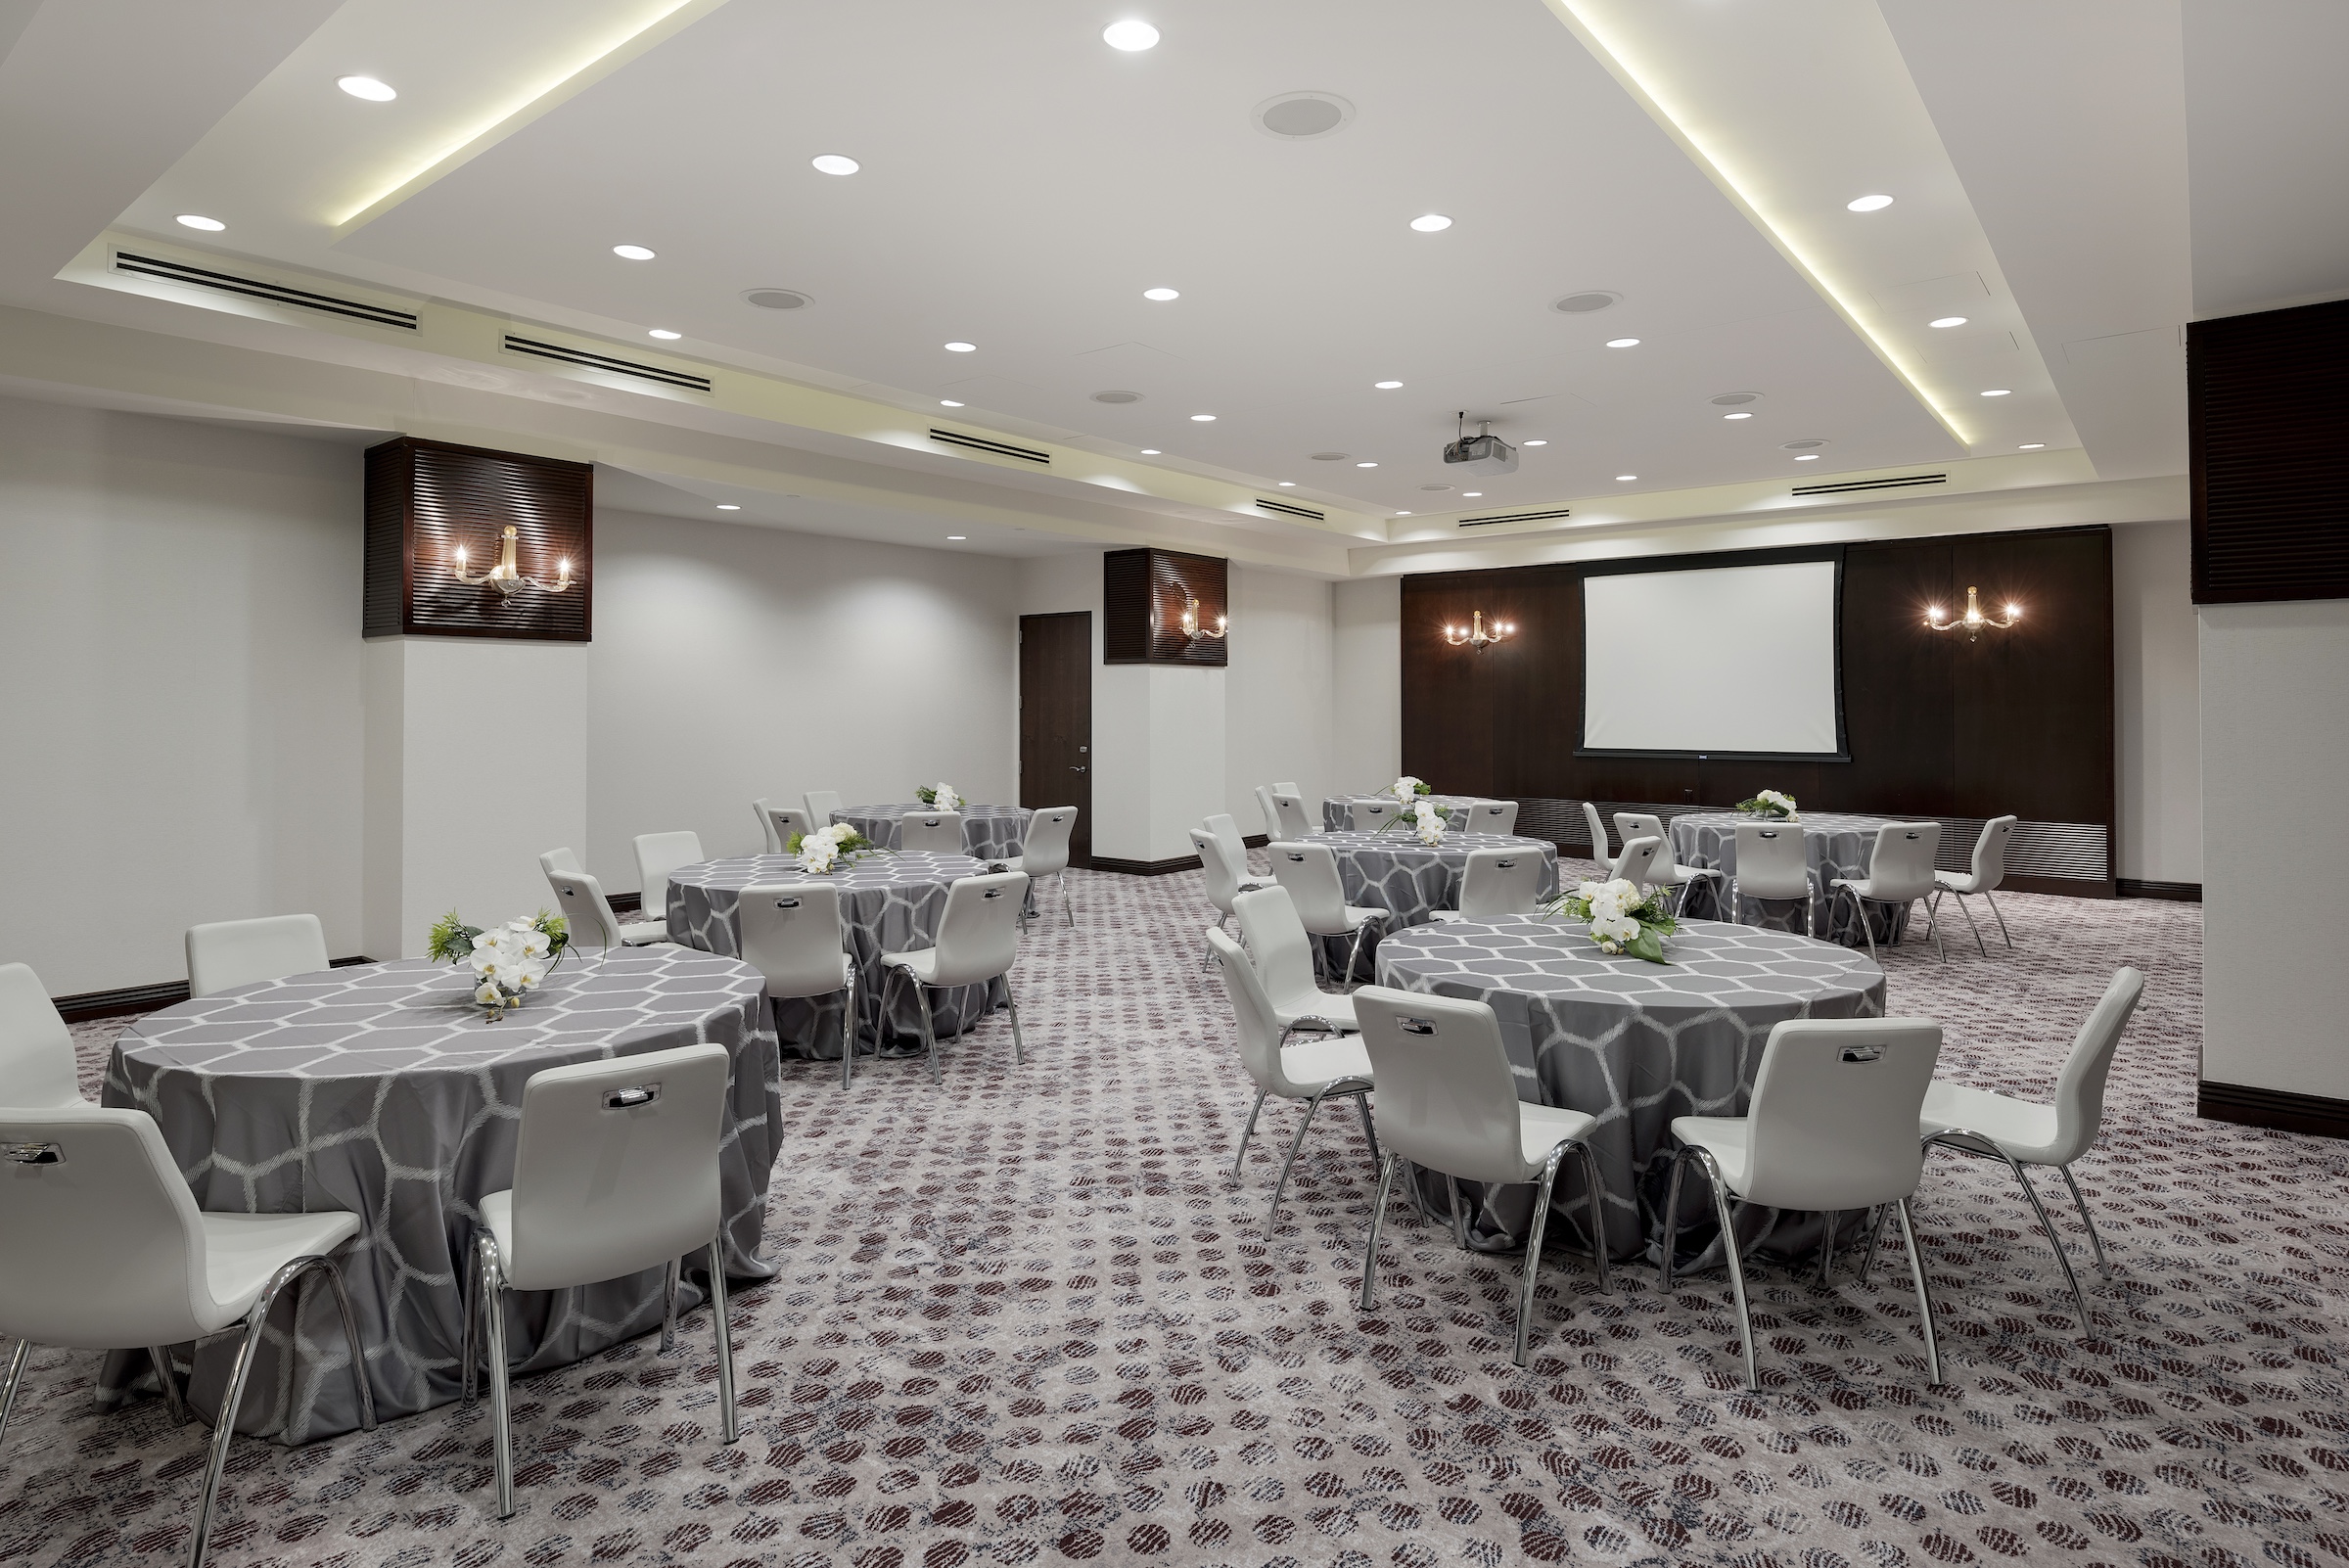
[1223,565,1336,838]
[2200,600,2349,1098]
[588,508,1020,890]
[1332,576,1403,795]
[2112,520,2201,884]
[0,396,364,994]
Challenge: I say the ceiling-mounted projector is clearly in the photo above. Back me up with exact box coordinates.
[1443,412,1517,477]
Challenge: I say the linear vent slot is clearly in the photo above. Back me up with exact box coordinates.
[1791,473,1948,497]
[501,335,713,393]
[927,429,1051,464]
[113,250,419,330]
[1459,507,1572,529]
[1255,498,1326,521]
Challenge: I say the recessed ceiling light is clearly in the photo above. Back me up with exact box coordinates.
[1190,413,1217,422]
[940,399,965,407]
[337,75,396,102]
[1980,389,2011,396]
[1523,439,1548,447]
[1847,194,1895,212]
[1277,481,1296,486]
[175,214,226,231]
[1354,461,1378,469]
[947,534,966,540]
[1616,475,1636,482]
[1462,491,1483,497]
[1142,287,1179,301]
[1794,454,1820,461]
[1930,316,1968,329]
[1605,338,1640,348]
[647,328,681,340]
[1395,511,1412,517]
[810,154,859,176]
[944,341,976,352]
[1373,380,1404,390]
[1724,411,1753,420]
[2018,442,2046,449]
[612,244,655,260]
[1103,19,1159,50]
[1140,448,1161,454]
[1409,213,1452,232]
[715,504,741,511]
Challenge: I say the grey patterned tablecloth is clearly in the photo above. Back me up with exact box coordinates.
[1667,810,1913,946]
[1321,794,1480,832]
[100,949,781,1444]
[667,852,1007,1061]
[1375,917,1885,1268]
[1304,828,1558,980]
[835,803,1032,861]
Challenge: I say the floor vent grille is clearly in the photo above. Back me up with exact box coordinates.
[1460,507,1572,528]
[1256,497,1326,521]
[114,250,418,330]
[502,335,712,392]
[1792,473,1948,497]
[928,429,1051,464]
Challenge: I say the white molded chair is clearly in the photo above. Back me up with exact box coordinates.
[539,847,581,878]
[1349,799,1399,832]
[1462,800,1520,835]
[1268,790,1316,841]
[1730,821,1815,936]
[1614,812,1723,913]
[0,1106,374,1568]
[463,1043,736,1517]
[877,872,1030,1084]
[1609,836,1664,888]
[1204,813,1273,893]
[1230,885,1359,1042]
[1581,801,1612,867]
[1932,815,2017,956]
[185,914,330,1000]
[1253,785,1283,842]
[899,810,964,855]
[1009,807,1079,929]
[1916,966,2143,1328]
[1267,841,1387,986]
[1191,830,1255,957]
[756,801,812,855]
[1205,926,1376,1219]
[1352,987,1611,1366]
[737,884,861,1088]
[1432,847,1549,923]
[1665,1017,1946,1390]
[0,963,81,1107]
[1273,780,1301,798]
[633,831,705,931]
[804,791,844,832]
[544,865,670,950]
[752,798,783,854]
[1832,822,1946,964]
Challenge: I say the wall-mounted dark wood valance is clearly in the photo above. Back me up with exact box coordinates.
[2190,297,2349,604]
[1400,524,2115,896]
[363,437,593,640]
[1103,547,1228,667]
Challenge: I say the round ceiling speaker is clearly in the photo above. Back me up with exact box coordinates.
[1419,484,1453,491]
[742,289,811,310]
[1256,92,1354,139]
[1550,291,1621,313]
[1710,392,1762,406]
[1778,438,1827,450]
[1090,390,1143,403]
[1310,451,1350,461]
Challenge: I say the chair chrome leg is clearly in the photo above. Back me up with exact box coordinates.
[315,1257,378,1431]
[1929,1130,2089,1327]
[1516,1149,1564,1367]
[1693,1150,1760,1392]
[1063,871,1076,929]
[2058,1164,2110,1277]
[1269,1088,1330,1219]
[1231,1085,1269,1179]
[707,1239,739,1444]
[1660,1149,1689,1290]
[914,982,942,1085]
[149,1345,190,1426]
[460,1243,480,1406]
[1447,1174,1472,1250]
[1003,980,1026,1065]
[0,1338,31,1449]
[1815,1212,1838,1288]
[1577,1140,1612,1295]
[480,1235,516,1519]
[1984,889,2013,948]
[1922,896,1946,962]
[188,1258,304,1568]
[1895,1197,1944,1386]
[1349,1088,1382,1182]
[1342,922,1372,989]
[1955,892,1988,958]
[840,970,859,1089]
[1859,1204,1885,1284]
[661,1257,681,1353]
[1359,1152,1401,1311]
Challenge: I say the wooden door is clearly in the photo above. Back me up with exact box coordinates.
[1019,612,1092,866]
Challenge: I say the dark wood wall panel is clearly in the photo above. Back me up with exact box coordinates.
[2189,297,2349,604]
[363,437,593,640]
[1400,525,2115,892]
[1103,547,1228,666]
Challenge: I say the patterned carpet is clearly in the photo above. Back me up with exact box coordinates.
[9,865,2344,1568]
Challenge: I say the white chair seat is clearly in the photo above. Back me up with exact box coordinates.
[755,951,853,997]
[1831,876,1898,900]
[1338,905,1384,931]
[1280,1034,1372,1088]
[1918,1081,2061,1163]
[1934,870,1989,895]
[1269,990,1357,1034]
[1668,1114,1753,1191]
[203,1211,364,1325]
[620,921,671,945]
[1520,1103,1599,1170]
[878,948,938,983]
[1239,876,1275,893]
[1429,909,1465,923]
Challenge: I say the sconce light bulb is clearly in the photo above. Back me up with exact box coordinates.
[455,546,467,562]
[2005,604,2020,618]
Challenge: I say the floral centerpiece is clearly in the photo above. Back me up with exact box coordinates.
[915,782,963,809]
[428,910,568,1019]
[790,822,884,874]
[1373,798,1452,843]
[1387,775,1434,802]
[1543,878,1678,964]
[1734,789,1800,821]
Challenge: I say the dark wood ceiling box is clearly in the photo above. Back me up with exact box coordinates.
[2189,297,2349,604]
[363,437,594,640]
[1103,547,1228,667]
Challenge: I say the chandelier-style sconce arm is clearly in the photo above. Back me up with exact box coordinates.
[1924,584,2018,642]
[1179,593,1227,641]
[1442,609,1515,650]
[452,524,574,598]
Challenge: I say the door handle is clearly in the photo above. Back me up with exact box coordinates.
[1071,765,1087,772]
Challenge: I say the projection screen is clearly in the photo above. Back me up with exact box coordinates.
[1580,557,1845,758]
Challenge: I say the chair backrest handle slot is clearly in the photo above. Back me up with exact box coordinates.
[603,1084,662,1110]
[3,1141,64,1165]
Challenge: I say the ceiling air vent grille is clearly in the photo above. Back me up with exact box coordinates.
[1791,472,1947,497]
[502,335,712,393]
[1255,497,1325,521]
[113,250,418,330]
[1459,507,1572,529]
[928,429,1050,464]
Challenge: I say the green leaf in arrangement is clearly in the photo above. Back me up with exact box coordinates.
[1626,927,1668,964]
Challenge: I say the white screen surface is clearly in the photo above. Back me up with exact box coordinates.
[1582,560,1841,755]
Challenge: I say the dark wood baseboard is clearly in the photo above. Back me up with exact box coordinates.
[609,891,642,915]
[1091,853,1203,877]
[2003,874,2114,899]
[1242,834,1268,849]
[2199,1080,2349,1140]
[57,955,377,1023]
[2117,878,2202,902]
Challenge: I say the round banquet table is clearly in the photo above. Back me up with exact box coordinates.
[1666,810,1913,947]
[1300,828,1558,981]
[98,949,781,1444]
[1322,793,1481,832]
[667,851,1007,1061]
[1373,916,1885,1268]
[834,802,1032,861]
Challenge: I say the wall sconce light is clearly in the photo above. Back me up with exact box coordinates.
[1179,593,1227,641]
[1924,585,2018,642]
[1443,610,1514,651]
[452,524,574,598]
